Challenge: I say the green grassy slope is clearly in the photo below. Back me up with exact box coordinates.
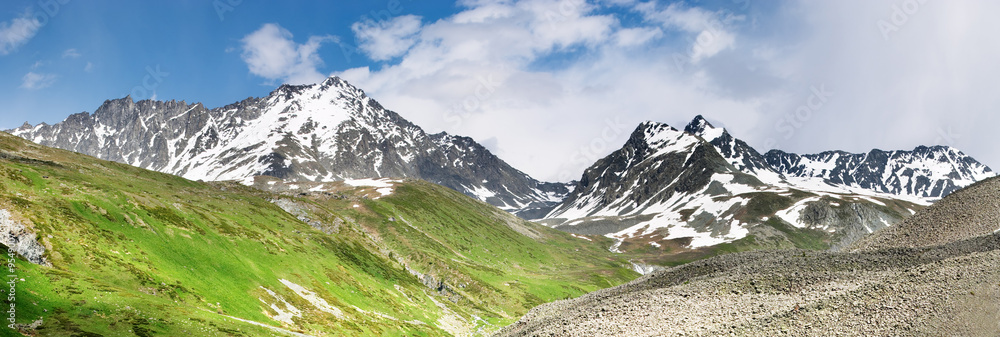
[285,180,636,327]
[0,132,636,337]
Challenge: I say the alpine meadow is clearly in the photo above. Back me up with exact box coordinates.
[2,1,999,336]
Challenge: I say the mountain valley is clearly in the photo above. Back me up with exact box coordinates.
[2,77,997,337]
[0,131,634,336]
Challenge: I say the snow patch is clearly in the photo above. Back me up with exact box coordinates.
[774,197,821,229]
[609,237,624,253]
[343,178,397,188]
[279,279,344,319]
[259,287,302,325]
[630,262,663,275]
[343,178,399,196]
[465,184,497,200]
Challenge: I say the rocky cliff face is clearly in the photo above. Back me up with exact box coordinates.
[0,209,49,266]
[8,77,567,217]
[551,121,739,221]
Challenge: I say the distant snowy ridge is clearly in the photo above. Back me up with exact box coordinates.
[545,116,994,250]
[686,115,994,201]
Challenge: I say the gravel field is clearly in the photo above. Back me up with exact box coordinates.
[853,176,1000,252]
[497,177,1000,336]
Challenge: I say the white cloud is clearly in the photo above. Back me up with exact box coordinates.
[743,0,1000,170]
[689,29,735,62]
[21,72,56,89]
[240,23,334,85]
[615,27,662,47]
[334,0,756,182]
[62,48,81,58]
[352,15,422,61]
[0,10,41,55]
[322,0,1000,181]
[636,2,740,63]
[84,62,94,72]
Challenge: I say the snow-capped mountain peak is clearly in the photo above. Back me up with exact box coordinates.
[682,115,724,141]
[680,115,778,179]
[8,76,569,218]
[637,121,701,158]
[544,115,995,252]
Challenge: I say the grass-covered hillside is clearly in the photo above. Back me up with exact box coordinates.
[0,132,636,337]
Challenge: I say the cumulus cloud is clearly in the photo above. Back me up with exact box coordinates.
[21,72,56,89]
[636,2,740,62]
[333,0,754,181]
[0,10,42,55]
[742,0,1000,168]
[352,15,422,61]
[317,0,999,181]
[240,23,334,85]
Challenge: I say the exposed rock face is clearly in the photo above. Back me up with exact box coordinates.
[8,77,567,218]
[684,115,775,177]
[551,121,738,219]
[798,201,893,251]
[684,115,993,200]
[0,209,49,266]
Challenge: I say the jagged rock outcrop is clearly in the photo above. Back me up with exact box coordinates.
[0,209,49,266]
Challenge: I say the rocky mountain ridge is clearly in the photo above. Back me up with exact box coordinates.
[543,115,993,253]
[8,76,567,217]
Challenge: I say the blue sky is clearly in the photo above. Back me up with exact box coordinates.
[2,0,999,181]
[0,0,458,125]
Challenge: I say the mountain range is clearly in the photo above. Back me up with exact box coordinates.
[7,77,567,219]
[543,116,993,256]
[3,75,1000,336]
[7,77,995,256]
